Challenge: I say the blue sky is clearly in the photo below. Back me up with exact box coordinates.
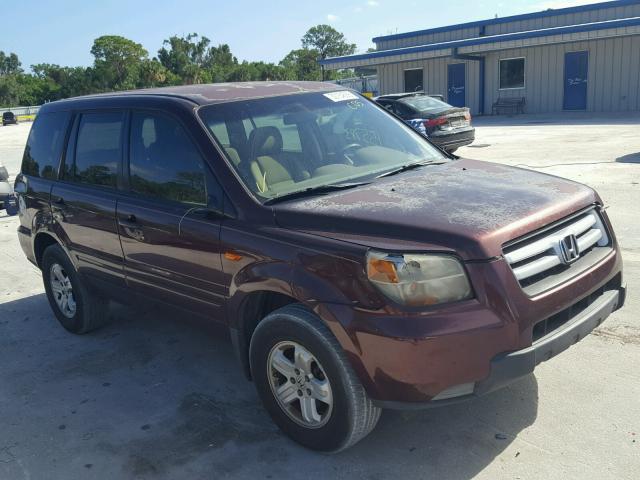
[2,0,600,71]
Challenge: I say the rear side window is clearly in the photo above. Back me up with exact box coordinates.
[68,112,123,188]
[21,111,71,179]
[129,112,207,205]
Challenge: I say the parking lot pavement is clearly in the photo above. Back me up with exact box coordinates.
[1,114,639,479]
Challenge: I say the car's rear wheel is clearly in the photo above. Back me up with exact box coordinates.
[42,244,109,334]
[250,304,381,452]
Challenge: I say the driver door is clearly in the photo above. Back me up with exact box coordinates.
[117,110,226,321]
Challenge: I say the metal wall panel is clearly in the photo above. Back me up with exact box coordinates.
[482,35,640,113]
[378,58,481,114]
[377,27,480,50]
[483,4,640,36]
[378,35,640,114]
[375,4,640,50]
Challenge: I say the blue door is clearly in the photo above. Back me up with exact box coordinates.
[563,51,588,110]
[447,63,466,107]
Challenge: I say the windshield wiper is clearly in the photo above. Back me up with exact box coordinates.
[263,182,370,205]
[376,159,448,179]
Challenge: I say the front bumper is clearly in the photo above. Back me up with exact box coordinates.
[374,284,625,409]
[317,243,623,406]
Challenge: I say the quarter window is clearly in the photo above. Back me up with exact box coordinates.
[499,58,525,89]
[69,112,123,187]
[21,111,71,179]
[129,112,207,205]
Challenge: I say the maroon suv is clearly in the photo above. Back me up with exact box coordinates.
[15,82,625,452]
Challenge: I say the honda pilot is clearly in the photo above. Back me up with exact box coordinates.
[15,82,625,452]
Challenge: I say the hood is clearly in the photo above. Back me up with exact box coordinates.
[273,159,598,260]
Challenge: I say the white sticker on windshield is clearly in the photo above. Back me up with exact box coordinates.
[323,91,359,102]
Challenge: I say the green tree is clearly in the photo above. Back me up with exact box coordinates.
[138,59,171,87]
[0,51,23,75]
[158,33,212,84]
[280,48,321,81]
[301,25,357,60]
[90,35,148,90]
[31,64,96,101]
[0,75,22,106]
[204,44,238,82]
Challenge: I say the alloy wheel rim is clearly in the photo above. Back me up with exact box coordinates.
[267,341,333,428]
[50,263,76,318]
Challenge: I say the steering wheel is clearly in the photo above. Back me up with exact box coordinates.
[341,143,362,164]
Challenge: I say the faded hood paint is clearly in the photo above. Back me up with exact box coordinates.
[273,159,598,260]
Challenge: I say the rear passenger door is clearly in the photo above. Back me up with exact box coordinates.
[117,110,226,321]
[51,111,126,290]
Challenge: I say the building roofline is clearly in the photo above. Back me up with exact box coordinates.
[321,16,640,66]
[372,0,640,43]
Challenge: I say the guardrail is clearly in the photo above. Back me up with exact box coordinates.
[0,105,40,116]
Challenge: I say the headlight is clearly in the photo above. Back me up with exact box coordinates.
[366,251,472,306]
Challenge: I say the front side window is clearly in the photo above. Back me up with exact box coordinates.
[199,91,446,200]
[499,58,525,89]
[129,112,207,205]
[70,112,123,187]
[21,111,71,179]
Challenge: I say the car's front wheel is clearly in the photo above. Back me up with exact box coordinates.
[250,304,381,452]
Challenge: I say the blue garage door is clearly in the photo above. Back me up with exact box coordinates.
[563,51,588,110]
[447,63,466,107]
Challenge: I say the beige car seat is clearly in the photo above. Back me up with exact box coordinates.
[248,127,295,193]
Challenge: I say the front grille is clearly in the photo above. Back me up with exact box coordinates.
[504,207,612,296]
[532,273,621,343]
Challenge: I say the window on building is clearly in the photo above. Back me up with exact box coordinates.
[129,112,207,205]
[499,57,525,89]
[70,112,123,188]
[404,69,423,93]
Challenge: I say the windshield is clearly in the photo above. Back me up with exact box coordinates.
[199,91,446,200]
[400,95,451,113]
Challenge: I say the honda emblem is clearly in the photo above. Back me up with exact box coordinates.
[559,234,580,264]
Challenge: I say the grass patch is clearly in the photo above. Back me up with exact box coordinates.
[16,114,36,122]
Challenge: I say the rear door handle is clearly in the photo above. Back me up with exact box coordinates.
[118,214,137,228]
[118,214,145,242]
[53,196,65,205]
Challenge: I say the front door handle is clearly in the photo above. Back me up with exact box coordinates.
[118,214,145,242]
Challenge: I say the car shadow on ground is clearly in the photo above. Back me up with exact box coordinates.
[616,152,640,164]
[0,293,538,479]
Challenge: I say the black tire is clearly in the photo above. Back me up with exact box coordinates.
[41,244,109,334]
[249,304,381,452]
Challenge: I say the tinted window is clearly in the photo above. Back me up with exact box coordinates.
[376,100,394,112]
[393,102,415,117]
[21,111,71,179]
[400,95,451,113]
[129,112,207,205]
[70,112,123,187]
[500,58,525,89]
